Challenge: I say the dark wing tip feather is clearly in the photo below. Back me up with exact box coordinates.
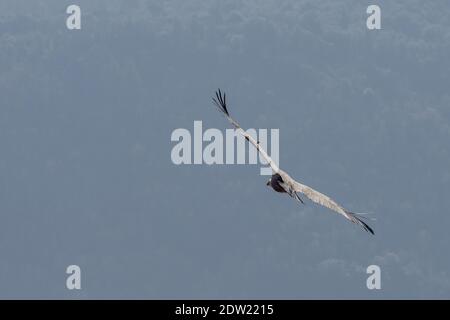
[359,219,375,235]
[213,88,229,116]
[346,211,375,235]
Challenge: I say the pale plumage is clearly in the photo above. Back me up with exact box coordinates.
[212,89,374,235]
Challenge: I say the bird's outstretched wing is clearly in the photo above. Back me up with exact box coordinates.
[212,89,279,173]
[281,172,374,234]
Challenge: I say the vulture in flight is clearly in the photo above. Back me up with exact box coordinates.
[212,89,374,235]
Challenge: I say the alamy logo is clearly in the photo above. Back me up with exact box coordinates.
[366,5,381,30]
[66,5,81,30]
[170,121,279,175]
[366,264,381,290]
[66,265,81,290]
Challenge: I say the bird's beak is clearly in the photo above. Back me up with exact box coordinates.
[266,180,271,186]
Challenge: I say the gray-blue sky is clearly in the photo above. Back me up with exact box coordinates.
[1,0,450,298]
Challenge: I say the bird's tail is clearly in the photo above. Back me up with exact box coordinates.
[345,211,375,235]
[293,191,304,204]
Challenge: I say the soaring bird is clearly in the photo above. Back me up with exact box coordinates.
[212,89,374,235]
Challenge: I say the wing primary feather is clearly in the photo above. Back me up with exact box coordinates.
[211,89,279,173]
[214,89,229,116]
[212,98,223,113]
[218,89,222,105]
[212,97,219,109]
[346,211,375,235]
[215,91,220,104]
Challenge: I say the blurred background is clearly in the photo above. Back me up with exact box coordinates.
[0,0,449,298]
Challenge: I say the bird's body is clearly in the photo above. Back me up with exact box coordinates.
[212,89,374,235]
[268,173,286,193]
